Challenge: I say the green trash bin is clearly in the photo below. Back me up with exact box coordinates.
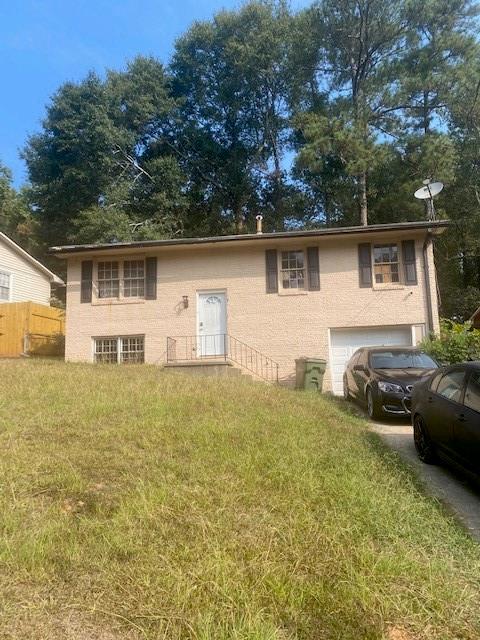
[295,357,327,391]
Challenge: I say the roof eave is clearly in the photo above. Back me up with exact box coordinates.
[0,232,64,284]
[49,220,450,258]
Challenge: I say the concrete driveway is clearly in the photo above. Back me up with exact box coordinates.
[371,418,480,542]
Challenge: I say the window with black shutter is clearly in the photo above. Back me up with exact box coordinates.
[145,257,158,299]
[80,260,93,303]
[358,244,372,287]
[373,245,400,284]
[307,247,320,291]
[402,240,418,285]
[265,249,278,293]
[280,250,305,290]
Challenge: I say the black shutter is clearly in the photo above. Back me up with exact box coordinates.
[265,249,278,293]
[402,240,417,285]
[358,243,372,287]
[145,257,157,299]
[307,246,320,290]
[80,260,93,303]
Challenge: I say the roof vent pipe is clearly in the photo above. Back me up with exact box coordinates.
[256,215,263,234]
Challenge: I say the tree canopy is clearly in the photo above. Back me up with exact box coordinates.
[0,0,478,318]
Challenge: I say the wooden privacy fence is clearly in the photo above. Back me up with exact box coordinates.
[0,302,65,358]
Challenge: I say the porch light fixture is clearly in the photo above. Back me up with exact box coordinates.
[182,295,189,309]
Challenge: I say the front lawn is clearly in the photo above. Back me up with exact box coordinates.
[0,360,479,639]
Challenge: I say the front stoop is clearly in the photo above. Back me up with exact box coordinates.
[164,360,249,378]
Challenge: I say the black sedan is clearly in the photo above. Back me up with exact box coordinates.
[412,362,480,471]
[343,347,439,420]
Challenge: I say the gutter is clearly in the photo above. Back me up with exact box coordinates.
[422,232,434,335]
[49,220,450,257]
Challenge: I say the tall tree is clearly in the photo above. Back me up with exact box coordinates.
[374,0,478,224]
[170,1,293,233]
[23,58,185,245]
[293,0,410,225]
[397,0,478,135]
[435,53,480,320]
[0,161,39,254]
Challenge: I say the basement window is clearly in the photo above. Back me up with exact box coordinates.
[94,336,145,364]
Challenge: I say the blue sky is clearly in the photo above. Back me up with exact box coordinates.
[1,0,309,187]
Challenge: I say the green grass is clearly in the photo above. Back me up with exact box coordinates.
[0,360,479,639]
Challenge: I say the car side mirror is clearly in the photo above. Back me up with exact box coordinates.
[353,364,366,372]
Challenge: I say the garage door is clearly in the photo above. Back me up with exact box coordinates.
[329,326,413,396]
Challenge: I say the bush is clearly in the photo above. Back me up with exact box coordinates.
[421,318,480,364]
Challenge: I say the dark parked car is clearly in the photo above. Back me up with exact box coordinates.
[343,346,439,419]
[412,362,480,471]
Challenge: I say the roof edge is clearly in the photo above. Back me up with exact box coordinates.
[49,220,450,257]
[0,232,64,284]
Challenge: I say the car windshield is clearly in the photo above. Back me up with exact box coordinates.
[369,351,437,370]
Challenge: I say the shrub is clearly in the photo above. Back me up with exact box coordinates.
[421,318,480,364]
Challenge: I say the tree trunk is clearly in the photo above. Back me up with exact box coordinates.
[233,201,244,233]
[359,171,368,226]
[423,90,429,135]
[324,192,331,227]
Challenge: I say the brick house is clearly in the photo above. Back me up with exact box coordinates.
[51,220,448,394]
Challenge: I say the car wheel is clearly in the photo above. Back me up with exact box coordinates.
[366,387,382,420]
[343,376,351,400]
[413,414,437,464]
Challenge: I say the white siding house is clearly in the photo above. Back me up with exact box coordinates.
[0,232,63,305]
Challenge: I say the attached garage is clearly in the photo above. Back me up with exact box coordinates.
[329,325,414,395]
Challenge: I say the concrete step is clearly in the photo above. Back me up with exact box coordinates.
[164,360,258,381]
[164,360,235,377]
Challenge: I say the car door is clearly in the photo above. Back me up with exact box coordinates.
[352,349,369,402]
[346,351,361,396]
[455,370,480,470]
[427,368,467,457]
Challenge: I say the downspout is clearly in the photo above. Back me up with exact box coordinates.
[422,232,434,335]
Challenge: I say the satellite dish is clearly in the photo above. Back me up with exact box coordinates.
[414,179,444,221]
[414,181,444,200]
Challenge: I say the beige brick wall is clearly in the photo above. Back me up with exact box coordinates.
[64,233,440,390]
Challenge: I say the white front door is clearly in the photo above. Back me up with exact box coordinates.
[197,292,227,356]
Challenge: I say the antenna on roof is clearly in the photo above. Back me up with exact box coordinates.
[414,179,443,221]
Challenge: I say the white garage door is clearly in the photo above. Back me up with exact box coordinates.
[329,326,413,396]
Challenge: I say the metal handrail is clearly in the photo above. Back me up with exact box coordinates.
[166,334,279,383]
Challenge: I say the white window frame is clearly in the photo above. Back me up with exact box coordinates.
[97,261,120,299]
[372,243,401,285]
[95,258,146,301]
[279,249,306,291]
[123,259,145,298]
[0,269,12,301]
[93,335,145,364]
